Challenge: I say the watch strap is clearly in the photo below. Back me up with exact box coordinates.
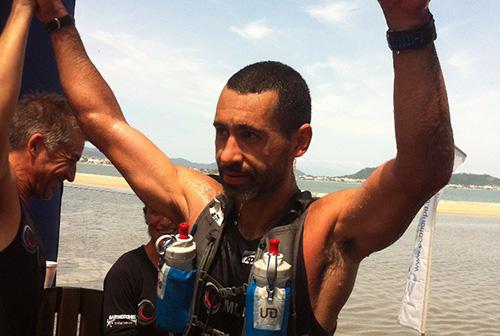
[386,14,436,52]
[45,15,74,33]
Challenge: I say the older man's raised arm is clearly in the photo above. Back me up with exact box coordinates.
[0,0,34,251]
[35,0,221,224]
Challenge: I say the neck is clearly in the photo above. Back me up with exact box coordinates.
[234,177,299,241]
[9,151,31,203]
[144,240,160,267]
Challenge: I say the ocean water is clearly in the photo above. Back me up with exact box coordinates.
[77,163,500,204]
[57,183,500,335]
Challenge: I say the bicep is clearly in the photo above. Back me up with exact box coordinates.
[332,159,432,259]
[86,117,189,223]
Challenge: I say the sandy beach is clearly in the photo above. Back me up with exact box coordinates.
[71,173,500,217]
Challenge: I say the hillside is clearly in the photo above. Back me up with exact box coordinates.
[82,147,305,176]
[338,168,500,187]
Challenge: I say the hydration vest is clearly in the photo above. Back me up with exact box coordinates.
[183,191,318,336]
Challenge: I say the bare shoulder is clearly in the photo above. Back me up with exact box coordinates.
[0,165,21,252]
[175,166,223,224]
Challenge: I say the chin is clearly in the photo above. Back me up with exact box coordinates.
[223,184,259,202]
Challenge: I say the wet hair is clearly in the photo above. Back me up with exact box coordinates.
[226,61,311,136]
[9,92,80,153]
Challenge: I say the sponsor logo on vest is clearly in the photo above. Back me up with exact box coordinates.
[223,299,240,315]
[260,307,278,319]
[241,250,256,264]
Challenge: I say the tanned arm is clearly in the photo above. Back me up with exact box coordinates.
[35,0,221,224]
[304,0,454,329]
[0,0,34,251]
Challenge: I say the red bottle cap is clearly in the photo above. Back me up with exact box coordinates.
[178,223,189,239]
[269,239,280,256]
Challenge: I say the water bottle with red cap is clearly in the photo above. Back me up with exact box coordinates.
[155,222,197,332]
[245,238,292,336]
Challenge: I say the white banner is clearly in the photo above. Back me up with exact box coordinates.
[398,147,466,334]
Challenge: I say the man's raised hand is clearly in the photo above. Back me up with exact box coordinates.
[34,0,68,23]
[378,0,431,30]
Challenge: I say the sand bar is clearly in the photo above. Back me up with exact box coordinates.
[70,173,500,217]
[72,173,131,190]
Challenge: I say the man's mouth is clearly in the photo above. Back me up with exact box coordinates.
[222,172,251,186]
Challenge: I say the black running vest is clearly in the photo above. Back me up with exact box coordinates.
[183,191,334,336]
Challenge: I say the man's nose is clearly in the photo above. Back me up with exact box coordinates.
[219,135,243,166]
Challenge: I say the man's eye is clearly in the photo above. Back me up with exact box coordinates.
[215,127,227,137]
[240,130,260,141]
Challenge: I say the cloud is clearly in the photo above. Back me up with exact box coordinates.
[305,1,359,27]
[81,30,226,111]
[230,20,274,41]
[446,52,474,75]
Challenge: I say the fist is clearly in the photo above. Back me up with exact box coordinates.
[378,0,431,31]
[34,0,68,23]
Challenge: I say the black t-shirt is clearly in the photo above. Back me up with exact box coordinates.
[0,203,46,336]
[102,245,171,336]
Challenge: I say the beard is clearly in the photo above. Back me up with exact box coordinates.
[217,153,290,202]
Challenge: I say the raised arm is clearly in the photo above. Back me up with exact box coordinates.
[339,1,453,258]
[0,0,34,250]
[35,0,221,223]
[312,0,454,261]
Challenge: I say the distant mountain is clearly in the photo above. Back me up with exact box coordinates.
[82,147,306,176]
[338,168,500,187]
[83,147,107,160]
[338,167,376,180]
[171,158,217,170]
[450,173,500,187]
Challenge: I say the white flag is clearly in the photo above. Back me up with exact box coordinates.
[398,147,466,334]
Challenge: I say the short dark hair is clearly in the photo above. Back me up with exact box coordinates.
[226,61,311,136]
[9,92,79,153]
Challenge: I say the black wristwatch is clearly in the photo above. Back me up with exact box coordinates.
[45,15,74,33]
[386,14,436,52]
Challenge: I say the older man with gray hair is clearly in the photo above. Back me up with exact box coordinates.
[0,2,84,334]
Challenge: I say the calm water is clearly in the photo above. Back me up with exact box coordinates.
[77,163,500,204]
[57,183,500,336]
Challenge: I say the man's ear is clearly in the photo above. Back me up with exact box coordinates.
[26,133,44,158]
[292,124,312,158]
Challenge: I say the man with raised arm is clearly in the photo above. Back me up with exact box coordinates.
[0,1,86,335]
[36,0,454,334]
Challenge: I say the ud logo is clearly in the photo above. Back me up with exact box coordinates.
[260,307,278,319]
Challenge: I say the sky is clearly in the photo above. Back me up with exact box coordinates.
[75,1,500,177]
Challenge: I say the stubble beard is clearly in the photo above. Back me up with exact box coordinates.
[219,155,289,203]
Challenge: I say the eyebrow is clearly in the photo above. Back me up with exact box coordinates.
[213,121,263,134]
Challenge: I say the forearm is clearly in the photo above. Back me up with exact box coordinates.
[49,21,126,143]
[392,41,454,185]
[0,2,32,174]
[379,3,455,187]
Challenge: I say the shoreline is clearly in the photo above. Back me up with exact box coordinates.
[70,173,500,217]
